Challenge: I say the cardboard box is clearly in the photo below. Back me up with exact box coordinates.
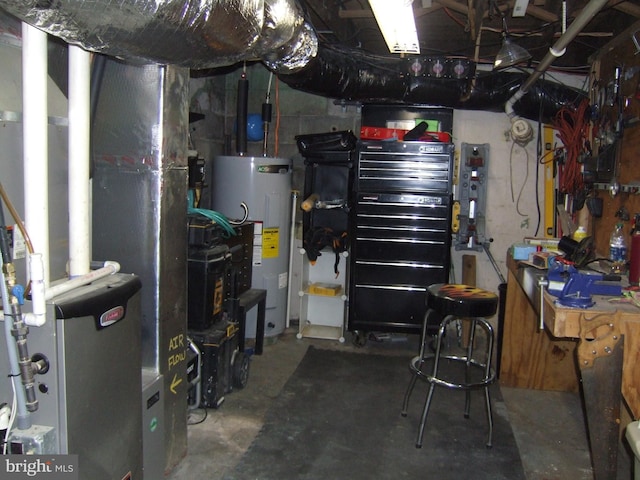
[308,282,343,296]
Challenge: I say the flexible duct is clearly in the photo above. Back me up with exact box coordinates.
[276,45,587,124]
[2,0,586,124]
[0,0,317,71]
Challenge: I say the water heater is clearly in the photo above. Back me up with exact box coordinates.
[211,155,292,338]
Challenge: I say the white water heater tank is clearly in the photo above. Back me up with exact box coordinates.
[211,155,292,338]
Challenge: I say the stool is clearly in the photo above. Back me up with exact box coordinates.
[401,283,498,449]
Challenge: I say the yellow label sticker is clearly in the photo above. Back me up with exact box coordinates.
[262,227,279,258]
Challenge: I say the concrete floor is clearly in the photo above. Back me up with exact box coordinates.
[166,328,633,480]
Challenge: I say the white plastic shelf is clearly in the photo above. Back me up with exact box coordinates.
[296,248,348,343]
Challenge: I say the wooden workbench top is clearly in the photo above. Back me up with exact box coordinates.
[504,252,640,418]
[507,254,640,339]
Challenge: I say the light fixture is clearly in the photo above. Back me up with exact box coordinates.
[369,0,420,54]
[493,18,531,69]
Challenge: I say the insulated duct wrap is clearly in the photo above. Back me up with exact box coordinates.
[0,0,584,121]
[0,0,316,70]
[277,46,587,123]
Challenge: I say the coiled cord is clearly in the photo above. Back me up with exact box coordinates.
[553,99,589,196]
[187,190,236,237]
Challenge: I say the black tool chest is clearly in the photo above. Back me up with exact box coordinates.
[348,140,454,335]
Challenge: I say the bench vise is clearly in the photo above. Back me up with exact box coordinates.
[547,259,622,308]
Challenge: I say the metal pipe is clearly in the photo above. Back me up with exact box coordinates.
[0,202,31,429]
[505,0,609,117]
[236,72,248,156]
[285,190,298,329]
[483,244,506,284]
[11,302,39,412]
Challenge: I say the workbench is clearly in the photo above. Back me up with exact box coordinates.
[500,253,640,480]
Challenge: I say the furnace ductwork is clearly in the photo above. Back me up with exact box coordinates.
[0,0,585,121]
[275,45,587,124]
[0,0,317,71]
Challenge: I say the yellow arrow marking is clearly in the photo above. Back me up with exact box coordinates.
[170,373,183,394]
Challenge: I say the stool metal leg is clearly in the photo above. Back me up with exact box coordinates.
[464,318,477,419]
[416,382,437,448]
[401,372,418,417]
[402,308,434,417]
[403,305,497,450]
[481,319,495,448]
[415,315,452,448]
[484,384,493,448]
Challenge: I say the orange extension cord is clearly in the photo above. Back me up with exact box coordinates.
[553,99,590,196]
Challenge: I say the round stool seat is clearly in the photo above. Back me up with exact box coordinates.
[426,283,498,318]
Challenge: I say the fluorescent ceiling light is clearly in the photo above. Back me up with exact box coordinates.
[369,0,420,54]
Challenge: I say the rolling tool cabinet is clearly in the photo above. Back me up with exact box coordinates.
[348,140,454,336]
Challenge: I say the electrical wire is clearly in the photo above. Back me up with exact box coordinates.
[187,407,208,425]
[443,7,466,28]
[509,140,530,217]
[534,85,545,236]
[553,98,589,196]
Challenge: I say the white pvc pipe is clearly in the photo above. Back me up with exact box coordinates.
[68,46,92,277]
[23,253,46,327]
[44,261,120,301]
[285,190,297,329]
[22,23,50,287]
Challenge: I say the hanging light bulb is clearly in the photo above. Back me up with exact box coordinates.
[493,18,531,69]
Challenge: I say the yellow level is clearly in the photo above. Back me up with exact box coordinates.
[543,125,556,238]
